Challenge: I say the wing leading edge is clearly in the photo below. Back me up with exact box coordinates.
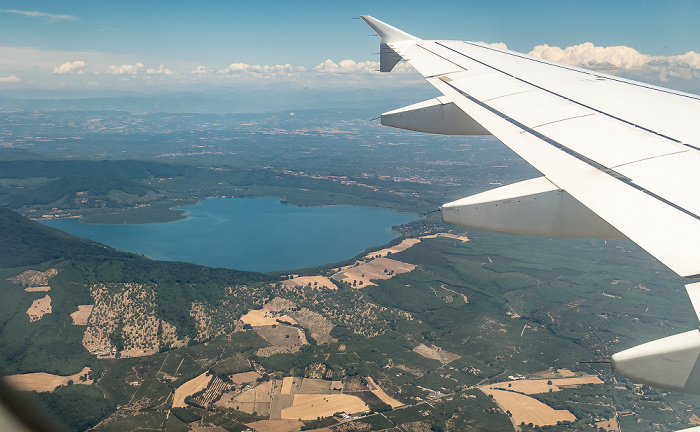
[360,16,700,395]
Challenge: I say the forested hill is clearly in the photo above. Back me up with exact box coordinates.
[0,157,434,222]
[0,207,274,346]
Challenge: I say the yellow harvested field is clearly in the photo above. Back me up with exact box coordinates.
[339,257,416,287]
[230,371,261,385]
[281,377,294,394]
[173,371,213,408]
[280,394,369,420]
[596,417,620,432]
[481,388,575,427]
[224,381,273,416]
[365,376,403,409]
[70,305,93,325]
[488,376,603,394]
[421,233,470,242]
[26,294,52,322]
[191,426,227,432]
[246,419,303,432]
[24,286,50,292]
[436,233,470,242]
[363,238,422,259]
[281,276,338,290]
[120,348,158,358]
[557,368,575,377]
[240,308,297,327]
[4,367,93,392]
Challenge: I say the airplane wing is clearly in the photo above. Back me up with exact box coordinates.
[360,15,700,395]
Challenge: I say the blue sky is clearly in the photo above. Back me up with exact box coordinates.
[0,0,699,95]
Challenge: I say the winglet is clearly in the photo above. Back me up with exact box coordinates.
[359,16,419,44]
[360,16,419,72]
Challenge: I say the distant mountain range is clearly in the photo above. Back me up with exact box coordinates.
[0,86,436,114]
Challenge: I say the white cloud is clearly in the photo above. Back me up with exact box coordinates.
[192,65,211,74]
[53,60,86,74]
[218,63,304,80]
[105,63,145,75]
[529,42,700,83]
[146,65,173,75]
[0,9,78,21]
[312,59,415,74]
[0,75,20,83]
[313,59,376,74]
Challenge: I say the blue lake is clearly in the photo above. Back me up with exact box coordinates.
[40,198,418,272]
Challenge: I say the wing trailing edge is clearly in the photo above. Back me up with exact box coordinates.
[442,177,625,239]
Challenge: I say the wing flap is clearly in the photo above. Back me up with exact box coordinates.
[361,17,700,278]
[429,72,700,277]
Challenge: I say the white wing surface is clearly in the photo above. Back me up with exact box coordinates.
[360,16,700,395]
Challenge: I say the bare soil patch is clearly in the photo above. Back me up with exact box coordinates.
[230,371,261,385]
[434,233,470,242]
[9,268,58,287]
[240,309,297,327]
[255,325,307,347]
[270,393,295,419]
[82,283,183,357]
[26,295,52,322]
[299,378,339,394]
[70,305,93,325]
[557,368,575,377]
[488,375,603,394]
[281,276,338,290]
[363,238,422,259]
[120,348,158,358]
[191,426,227,432]
[337,257,416,287]
[412,343,461,364]
[4,367,92,392]
[256,346,301,357]
[246,419,303,432]
[24,286,50,292]
[596,417,620,432]
[172,371,213,408]
[365,376,403,408]
[288,308,335,345]
[281,377,296,394]
[225,380,273,416]
[280,394,369,420]
[481,388,575,427]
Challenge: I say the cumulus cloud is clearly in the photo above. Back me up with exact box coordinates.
[529,42,700,83]
[218,63,305,79]
[0,75,20,83]
[313,59,377,74]
[53,60,85,74]
[0,9,78,21]
[105,63,145,75]
[191,65,211,74]
[312,59,416,74]
[146,65,173,75]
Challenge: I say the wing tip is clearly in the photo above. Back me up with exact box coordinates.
[359,15,419,44]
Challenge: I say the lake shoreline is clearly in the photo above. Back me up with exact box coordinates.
[40,197,418,272]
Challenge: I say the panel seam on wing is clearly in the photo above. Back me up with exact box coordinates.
[448,40,700,103]
[608,150,689,169]
[438,79,700,224]
[434,42,683,144]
